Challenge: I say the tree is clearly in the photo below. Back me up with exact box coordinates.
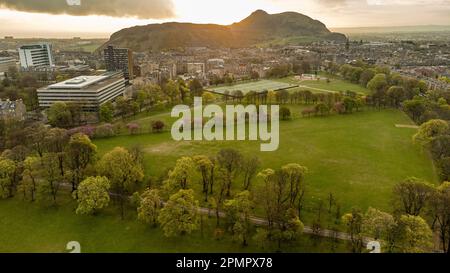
[387,86,405,107]
[47,102,72,128]
[193,155,214,201]
[97,147,144,219]
[137,189,162,227]
[367,73,388,107]
[0,157,16,199]
[280,163,308,215]
[158,189,199,237]
[429,182,450,252]
[73,176,110,215]
[163,157,195,195]
[279,106,291,120]
[151,120,165,133]
[66,133,97,192]
[362,207,395,242]
[242,155,260,190]
[164,80,181,104]
[403,98,426,122]
[224,191,253,246]
[396,215,433,253]
[413,119,449,147]
[99,102,114,122]
[17,156,40,201]
[217,149,242,197]
[342,208,364,253]
[392,177,434,216]
[37,153,64,205]
[189,79,203,98]
[44,128,69,177]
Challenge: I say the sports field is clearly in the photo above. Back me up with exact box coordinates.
[207,80,298,95]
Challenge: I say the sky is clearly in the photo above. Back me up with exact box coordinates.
[0,0,449,38]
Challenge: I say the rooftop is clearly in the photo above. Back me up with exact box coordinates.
[42,72,123,90]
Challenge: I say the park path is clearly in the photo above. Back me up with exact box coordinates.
[196,207,373,244]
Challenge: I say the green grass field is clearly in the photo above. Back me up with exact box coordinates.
[278,76,370,95]
[0,197,347,253]
[94,106,437,220]
[207,80,297,95]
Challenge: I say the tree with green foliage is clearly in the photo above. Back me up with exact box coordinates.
[193,155,214,201]
[413,119,449,147]
[0,157,16,199]
[387,86,405,108]
[342,208,364,253]
[242,155,260,191]
[367,73,388,107]
[396,215,433,253]
[66,133,97,192]
[429,182,450,253]
[362,207,395,242]
[279,106,291,120]
[97,147,144,219]
[158,189,199,237]
[217,148,242,197]
[99,102,114,122]
[47,102,72,128]
[37,153,64,205]
[163,157,195,195]
[17,156,40,201]
[224,191,253,246]
[392,177,434,216]
[403,98,427,122]
[73,176,110,215]
[137,189,162,227]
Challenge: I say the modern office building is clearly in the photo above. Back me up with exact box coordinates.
[37,71,125,111]
[18,43,54,70]
[0,57,16,74]
[104,45,134,81]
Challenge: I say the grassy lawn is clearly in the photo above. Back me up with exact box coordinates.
[94,106,438,224]
[206,80,297,95]
[0,197,347,253]
[277,76,370,95]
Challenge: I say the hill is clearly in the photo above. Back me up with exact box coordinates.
[102,10,346,51]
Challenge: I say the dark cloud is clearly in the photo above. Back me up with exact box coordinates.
[0,0,175,19]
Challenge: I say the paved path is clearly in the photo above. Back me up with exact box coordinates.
[197,207,373,244]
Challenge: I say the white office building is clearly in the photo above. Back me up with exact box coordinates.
[0,57,16,73]
[37,72,125,111]
[18,43,54,69]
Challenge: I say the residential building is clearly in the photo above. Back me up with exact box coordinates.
[0,57,16,74]
[0,99,27,121]
[104,45,134,81]
[37,71,125,111]
[18,43,54,69]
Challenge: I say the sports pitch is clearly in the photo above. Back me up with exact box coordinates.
[207,80,298,95]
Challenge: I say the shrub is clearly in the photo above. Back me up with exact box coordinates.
[67,125,95,138]
[280,106,291,120]
[126,123,140,135]
[151,120,166,133]
[95,123,115,138]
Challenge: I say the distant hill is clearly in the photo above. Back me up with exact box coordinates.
[101,10,346,52]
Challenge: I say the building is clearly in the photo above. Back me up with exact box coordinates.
[37,71,125,111]
[187,62,205,77]
[0,99,26,121]
[0,57,16,74]
[104,45,134,81]
[18,43,54,70]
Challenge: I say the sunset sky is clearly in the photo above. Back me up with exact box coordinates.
[0,0,449,38]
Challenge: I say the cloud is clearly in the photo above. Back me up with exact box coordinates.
[0,0,175,19]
